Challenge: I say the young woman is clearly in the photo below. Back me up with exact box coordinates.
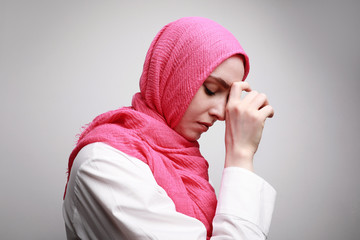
[63,17,276,240]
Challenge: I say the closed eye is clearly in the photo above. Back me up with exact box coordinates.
[204,85,215,96]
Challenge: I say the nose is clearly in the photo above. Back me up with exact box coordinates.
[209,99,226,121]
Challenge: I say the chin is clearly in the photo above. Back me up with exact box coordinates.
[174,127,201,142]
[183,132,201,142]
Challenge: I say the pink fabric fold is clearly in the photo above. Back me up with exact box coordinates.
[64,17,249,239]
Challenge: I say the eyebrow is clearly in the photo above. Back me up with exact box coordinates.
[207,75,230,89]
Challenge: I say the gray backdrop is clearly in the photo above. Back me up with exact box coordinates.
[1,0,359,239]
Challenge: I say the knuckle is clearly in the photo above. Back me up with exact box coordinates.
[232,81,241,87]
[227,103,243,114]
[225,103,235,113]
[232,105,242,113]
[240,81,248,87]
[225,104,232,112]
[250,111,258,120]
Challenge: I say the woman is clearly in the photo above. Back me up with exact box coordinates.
[63,17,276,239]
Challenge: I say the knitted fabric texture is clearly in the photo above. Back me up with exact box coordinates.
[64,17,249,239]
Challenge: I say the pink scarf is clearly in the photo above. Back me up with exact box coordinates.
[64,17,249,239]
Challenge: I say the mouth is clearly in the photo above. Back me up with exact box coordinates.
[198,122,213,132]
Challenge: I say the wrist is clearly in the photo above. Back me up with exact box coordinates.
[225,149,254,171]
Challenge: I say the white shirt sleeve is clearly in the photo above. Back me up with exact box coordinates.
[63,142,276,240]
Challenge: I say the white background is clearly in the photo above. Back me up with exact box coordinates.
[1,1,359,239]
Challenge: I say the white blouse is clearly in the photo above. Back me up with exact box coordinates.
[63,142,276,240]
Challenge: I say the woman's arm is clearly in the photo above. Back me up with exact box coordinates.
[63,142,276,240]
[213,167,276,239]
[225,82,274,171]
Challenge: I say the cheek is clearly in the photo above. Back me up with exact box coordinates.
[173,119,199,141]
[173,120,185,138]
[183,99,204,118]
[188,91,214,113]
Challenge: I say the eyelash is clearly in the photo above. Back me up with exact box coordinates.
[204,85,215,96]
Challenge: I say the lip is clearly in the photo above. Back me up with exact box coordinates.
[198,122,213,132]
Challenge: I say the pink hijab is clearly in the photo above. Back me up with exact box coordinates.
[64,17,249,238]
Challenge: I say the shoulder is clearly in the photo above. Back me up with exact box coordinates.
[64,142,157,205]
[72,142,150,174]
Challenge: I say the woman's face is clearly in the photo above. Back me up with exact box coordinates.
[174,55,245,141]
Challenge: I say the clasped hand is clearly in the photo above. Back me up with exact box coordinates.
[224,82,274,171]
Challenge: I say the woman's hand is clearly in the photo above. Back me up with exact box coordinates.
[224,82,274,171]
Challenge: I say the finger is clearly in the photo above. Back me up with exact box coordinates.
[258,105,274,119]
[250,93,269,110]
[228,82,251,102]
[241,90,259,104]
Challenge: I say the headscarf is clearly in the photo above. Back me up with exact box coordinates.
[64,17,249,239]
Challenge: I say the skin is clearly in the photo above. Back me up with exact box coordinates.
[174,55,274,172]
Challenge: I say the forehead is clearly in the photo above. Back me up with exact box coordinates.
[209,55,245,85]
